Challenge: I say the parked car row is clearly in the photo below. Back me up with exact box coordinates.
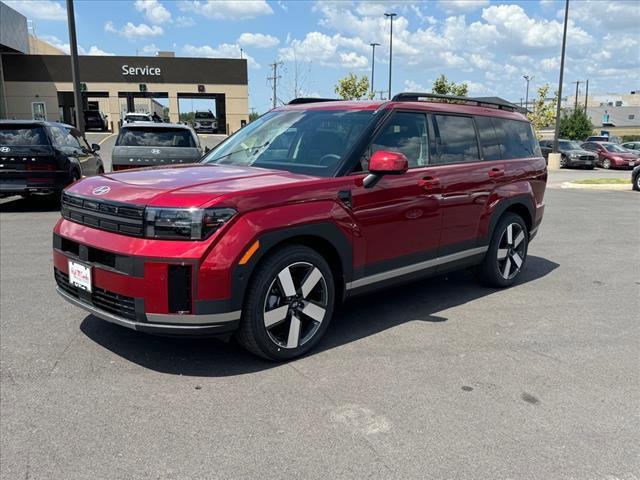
[539,139,639,170]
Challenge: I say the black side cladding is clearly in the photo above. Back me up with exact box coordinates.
[168,265,192,313]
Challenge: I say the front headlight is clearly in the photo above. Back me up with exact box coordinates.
[145,207,236,240]
[570,153,579,158]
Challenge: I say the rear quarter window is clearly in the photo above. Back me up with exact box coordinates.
[0,125,49,146]
[431,114,480,164]
[475,116,502,161]
[491,117,540,159]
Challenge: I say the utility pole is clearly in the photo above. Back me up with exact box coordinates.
[268,62,282,109]
[523,74,534,111]
[240,48,244,59]
[66,0,84,134]
[584,79,589,111]
[384,13,397,100]
[553,0,569,154]
[369,42,380,95]
[572,80,581,111]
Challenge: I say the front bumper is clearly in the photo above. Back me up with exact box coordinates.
[57,287,239,335]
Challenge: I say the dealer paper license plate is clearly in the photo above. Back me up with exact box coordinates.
[68,260,92,292]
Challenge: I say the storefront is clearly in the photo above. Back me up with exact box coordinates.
[0,54,249,134]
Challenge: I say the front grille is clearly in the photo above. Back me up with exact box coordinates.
[55,268,137,320]
[61,192,145,237]
[579,155,595,161]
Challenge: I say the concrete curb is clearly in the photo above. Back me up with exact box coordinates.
[561,181,631,191]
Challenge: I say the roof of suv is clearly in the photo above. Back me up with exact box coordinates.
[278,99,528,121]
[120,121,192,130]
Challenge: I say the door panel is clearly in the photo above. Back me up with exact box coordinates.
[349,111,442,276]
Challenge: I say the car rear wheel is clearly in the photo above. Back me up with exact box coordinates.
[560,155,567,168]
[236,245,335,361]
[634,173,640,191]
[602,159,611,169]
[478,213,528,288]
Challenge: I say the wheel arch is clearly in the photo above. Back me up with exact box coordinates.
[486,196,535,242]
[231,223,353,309]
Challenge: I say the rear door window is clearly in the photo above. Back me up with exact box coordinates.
[51,126,81,148]
[431,114,480,164]
[475,116,502,161]
[492,118,540,159]
[0,125,49,145]
[117,128,196,147]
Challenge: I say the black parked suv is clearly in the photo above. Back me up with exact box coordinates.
[539,139,597,168]
[0,120,104,198]
[84,110,108,131]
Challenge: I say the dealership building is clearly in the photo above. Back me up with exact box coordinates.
[0,1,249,134]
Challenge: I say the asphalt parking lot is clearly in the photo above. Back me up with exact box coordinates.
[1,175,639,479]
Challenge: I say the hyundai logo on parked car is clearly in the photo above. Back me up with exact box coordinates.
[151,149,161,154]
[92,185,110,195]
[0,146,11,153]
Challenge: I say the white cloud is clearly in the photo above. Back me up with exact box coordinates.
[141,43,159,55]
[180,0,273,20]
[39,35,114,56]
[175,15,195,27]
[105,21,164,39]
[339,51,368,69]
[135,0,171,24]
[238,33,280,48]
[4,0,66,20]
[278,31,370,69]
[404,80,426,92]
[183,43,260,69]
[438,0,489,14]
[465,81,490,96]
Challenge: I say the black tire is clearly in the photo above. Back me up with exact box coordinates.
[602,159,611,169]
[477,213,528,288]
[633,173,640,191]
[236,245,335,361]
[97,165,105,175]
[560,155,567,168]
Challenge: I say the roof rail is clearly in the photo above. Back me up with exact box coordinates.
[391,92,518,112]
[288,97,338,105]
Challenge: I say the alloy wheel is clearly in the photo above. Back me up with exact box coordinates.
[263,262,328,349]
[496,223,526,280]
[602,159,611,169]
[560,156,567,168]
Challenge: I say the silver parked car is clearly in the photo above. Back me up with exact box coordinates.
[111,122,202,171]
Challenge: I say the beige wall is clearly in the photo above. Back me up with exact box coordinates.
[3,80,249,134]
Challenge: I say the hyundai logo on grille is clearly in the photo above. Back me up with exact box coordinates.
[151,149,161,154]
[0,147,10,153]
[92,186,111,196]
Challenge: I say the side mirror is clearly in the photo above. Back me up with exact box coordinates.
[364,150,409,188]
[91,143,101,152]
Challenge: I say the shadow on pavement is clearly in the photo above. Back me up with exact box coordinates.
[0,195,60,213]
[80,255,559,377]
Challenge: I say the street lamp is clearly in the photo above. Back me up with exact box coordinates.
[369,42,380,95]
[553,0,569,153]
[384,13,397,100]
[523,74,534,111]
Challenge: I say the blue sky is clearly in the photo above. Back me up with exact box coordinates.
[6,0,640,113]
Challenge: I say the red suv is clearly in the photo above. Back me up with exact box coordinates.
[53,94,547,360]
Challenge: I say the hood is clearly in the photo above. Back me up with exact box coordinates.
[604,151,636,159]
[65,164,314,208]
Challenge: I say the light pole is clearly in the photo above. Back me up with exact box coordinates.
[369,42,380,95]
[384,13,397,100]
[66,0,84,134]
[553,0,569,154]
[523,74,534,111]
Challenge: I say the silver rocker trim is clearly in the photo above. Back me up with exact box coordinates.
[346,246,488,290]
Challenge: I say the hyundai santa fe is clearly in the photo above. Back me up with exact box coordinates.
[53,94,547,360]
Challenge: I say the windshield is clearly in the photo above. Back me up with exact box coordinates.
[603,144,626,153]
[195,112,214,119]
[0,125,48,146]
[116,127,195,147]
[201,109,375,176]
[559,141,583,150]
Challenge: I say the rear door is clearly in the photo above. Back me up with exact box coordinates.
[428,113,494,255]
[350,111,443,278]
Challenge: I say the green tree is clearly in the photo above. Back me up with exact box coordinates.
[431,74,468,96]
[334,73,372,100]
[249,111,260,122]
[526,84,557,139]
[559,108,594,140]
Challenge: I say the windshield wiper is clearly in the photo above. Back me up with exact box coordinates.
[205,141,270,165]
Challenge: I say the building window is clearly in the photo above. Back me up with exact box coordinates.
[31,102,47,121]
[629,114,635,120]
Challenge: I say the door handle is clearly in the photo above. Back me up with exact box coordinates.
[488,167,504,178]
[418,176,440,190]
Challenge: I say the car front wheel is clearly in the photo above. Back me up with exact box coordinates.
[602,159,611,169]
[478,213,528,288]
[237,245,335,361]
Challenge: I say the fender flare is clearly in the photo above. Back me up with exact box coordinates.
[485,195,535,243]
